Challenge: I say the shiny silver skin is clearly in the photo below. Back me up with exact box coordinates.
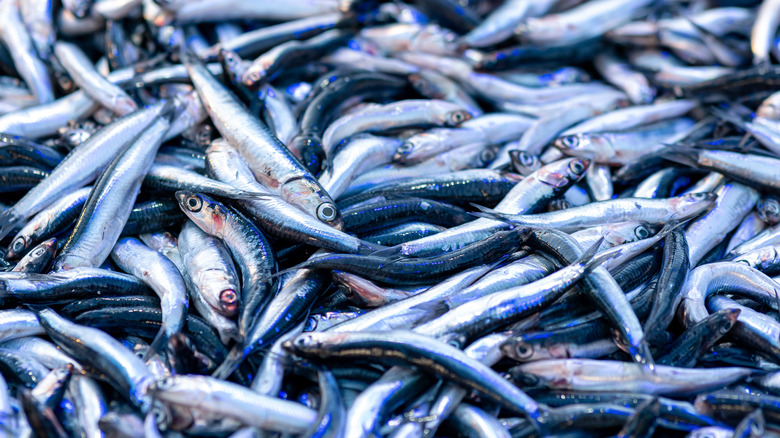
[36,308,155,412]
[260,84,297,144]
[11,237,55,273]
[149,375,317,433]
[751,0,780,65]
[184,55,341,226]
[562,99,696,136]
[513,359,752,396]
[0,102,165,242]
[19,0,54,60]
[0,310,44,342]
[54,112,171,270]
[516,0,654,47]
[139,231,186,276]
[285,330,543,419]
[6,186,91,260]
[0,336,81,372]
[685,182,759,266]
[110,237,189,351]
[462,0,555,47]
[175,190,274,338]
[594,52,655,104]
[0,0,53,104]
[322,99,472,161]
[206,139,378,254]
[585,163,612,202]
[319,134,401,199]
[178,221,240,317]
[398,157,588,256]
[726,212,767,255]
[554,117,696,164]
[54,41,137,116]
[329,265,491,333]
[172,0,340,24]
[358,23,459,56]
[68,375,106,438]
[476,193,716,233]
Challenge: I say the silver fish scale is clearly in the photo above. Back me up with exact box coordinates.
[0,0,777,436]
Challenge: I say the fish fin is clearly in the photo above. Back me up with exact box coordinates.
[145,329,167,361]
[409,299,450,326]
[658,144,701,168]
[654,217,693,238]
[709,105,750,131]
[211,346,244,380]
[366,244,403,258]
[24,304,48,315]
[355,241,388,256]
[577,237,607,271]
[468,203,517,224]
[0,209,21,242]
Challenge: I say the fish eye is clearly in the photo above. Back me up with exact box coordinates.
[450,111,465,124]
[722,321,734,332]
[33,248,46,257]
[398,142,414,154]
[569,160,585,175]
[520,152,536,167]
[635,226,649,239]
[691,193,706,200]
[317,203,338,222]
[186,195,202,212]
[11,238,25,254]
[480,149,495,163]
[560,136,579,148]
[514,342,534,359]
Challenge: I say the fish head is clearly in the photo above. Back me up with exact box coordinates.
[672,192,718,218]
[510,151,541,175]
[394,135,430,162]
[218,49,246,85]
[175,191,225,235]
[408,71,441,98]
[6,234,29,260]
[27,237,57,261]
[280,178,343,229]
[716,308,741,335]
[536,157,589,189]
[553,134,609,160]
[443,109,472,127]
[758,197,780,225]
[283,333,327,356]
[415,24,459,56]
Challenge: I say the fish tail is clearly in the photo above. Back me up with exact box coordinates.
[578,237,607,271]
[146,329,168,362]
[658,144,700,168]
[467,203,517,224]
[211,347,244,380]
[0,209,21,242]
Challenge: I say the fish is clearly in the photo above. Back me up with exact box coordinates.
[0,2,776,436]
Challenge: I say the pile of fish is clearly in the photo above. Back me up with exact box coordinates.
[7,0,780,436]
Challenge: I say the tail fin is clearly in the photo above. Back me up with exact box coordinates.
[0,209,21,242]
[468,203,520,224]
[658,144,701,168]
[211,346,244,380]
[577,237,607,272]
[145,329,168,362]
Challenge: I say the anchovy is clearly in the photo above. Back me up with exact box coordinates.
[183,53,341,226]
[54,110,171,270]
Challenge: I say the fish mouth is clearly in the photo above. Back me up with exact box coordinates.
[219,289,239,316]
